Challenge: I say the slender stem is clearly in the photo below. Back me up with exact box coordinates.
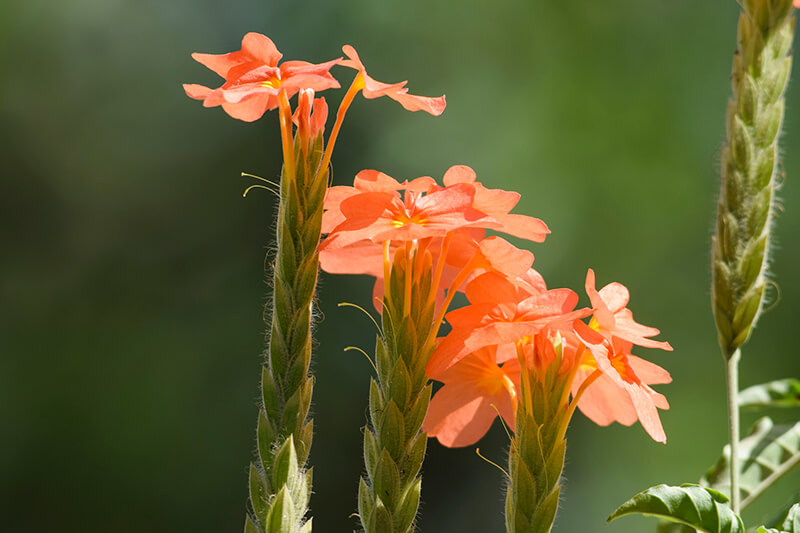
[740,451,800,509]
[319,73,363,175]
[559,368,602,442]
[726,348,741,514]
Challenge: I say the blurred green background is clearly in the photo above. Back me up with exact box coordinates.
[2,0,798,531]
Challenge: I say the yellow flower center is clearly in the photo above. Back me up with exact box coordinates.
[391,211,429,228]
[259,77,282,89]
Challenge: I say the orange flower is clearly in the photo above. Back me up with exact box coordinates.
[341,45,446,116]
[582,269,673,351]
[319,167,545,319]
[183,33,341,122]
[571,336,671,443]
[427,270,590,375]
[424,347,518,447]
[320,166,547,250]
[438,165,550,242]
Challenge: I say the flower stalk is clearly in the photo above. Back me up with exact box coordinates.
[245,124,328,533]
[358,245,436,533]
[505,343,571,533]
[711,0,794,514]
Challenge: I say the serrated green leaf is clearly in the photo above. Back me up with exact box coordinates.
[608,484,744,533]
[756,527,780,533]
[701,417,800,508]
[739,379,800,409]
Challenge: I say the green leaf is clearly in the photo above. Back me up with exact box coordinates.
[656,520,695,533]
[784,504,800,532]
[701,417,800,508]
[755,527,780,533]
[739,379,800,409]
[608,484,744,533]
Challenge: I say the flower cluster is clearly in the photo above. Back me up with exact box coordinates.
[320,165,548,313]
[321,166,673,448]
[424,266,672,447]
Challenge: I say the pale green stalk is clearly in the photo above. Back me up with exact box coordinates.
[711,0,794,515]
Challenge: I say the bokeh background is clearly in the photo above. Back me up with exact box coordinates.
[2,0,798,531]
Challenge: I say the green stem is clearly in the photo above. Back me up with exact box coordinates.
[245,132,328,533]
[726,348,741,514]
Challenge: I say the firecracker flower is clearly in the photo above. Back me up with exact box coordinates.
[319,166,548,320]
[423,346,518,447]
[183,32,341,122]
[341,45,447,116]
[425,268,672,447]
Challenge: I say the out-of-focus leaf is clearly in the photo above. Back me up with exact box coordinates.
[740,379,800,409]
[701,417,800,508]
[608,484,744,533]
[783,503,800,532]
